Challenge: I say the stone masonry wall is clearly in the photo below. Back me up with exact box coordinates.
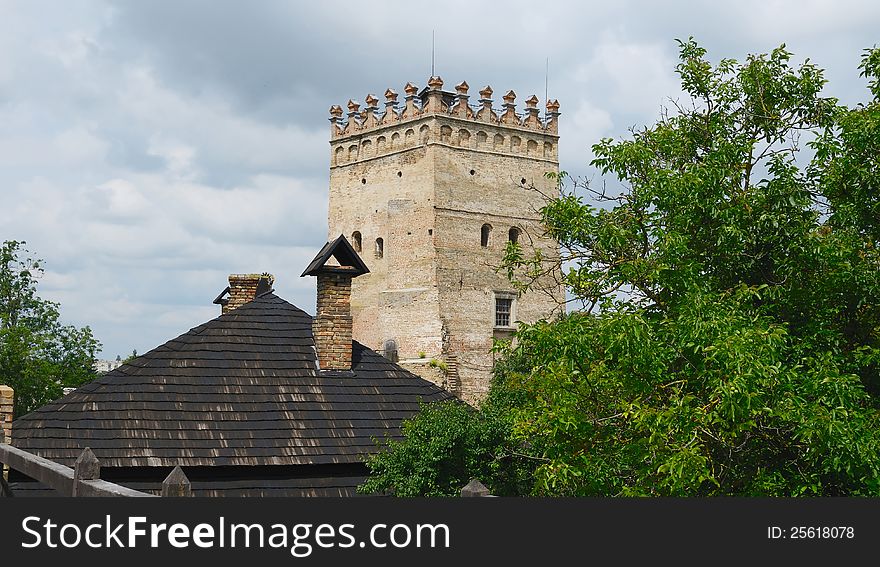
[328,139,443,361]
[328,77,563,403]
[433,136,563,403]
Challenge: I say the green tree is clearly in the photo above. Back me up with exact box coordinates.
[362,41,880,496]
[358,379,538,496]
[0,240,101,418]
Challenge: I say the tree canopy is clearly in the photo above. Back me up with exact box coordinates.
[361,41,880,496]
[0,240,100,418]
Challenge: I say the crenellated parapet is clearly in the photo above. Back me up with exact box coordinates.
[330,76,560,167]
[329,76,560,140]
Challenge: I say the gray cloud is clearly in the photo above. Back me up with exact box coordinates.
[2,0,878,358]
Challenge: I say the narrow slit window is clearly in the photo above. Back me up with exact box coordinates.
[352,231,362,252]
[481,224,492,248]
[375,237,384,258]
[508,227,520,244]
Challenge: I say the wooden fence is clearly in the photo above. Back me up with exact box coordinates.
[2,425,492,498]
[0,429,191,497]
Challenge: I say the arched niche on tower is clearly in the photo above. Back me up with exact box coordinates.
[527,139,538,156]
[440,125,452,143]
[476,131,488,149]
[510,135,521,153]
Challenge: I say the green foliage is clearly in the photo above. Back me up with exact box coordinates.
[0,240,100,417]
[361,41,880,496]
[501,290,880,495]
[500,40,880,496]
[358,397,533,496]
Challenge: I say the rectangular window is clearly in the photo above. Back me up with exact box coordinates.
[495,297,513,327]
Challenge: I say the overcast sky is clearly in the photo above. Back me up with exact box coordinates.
[2,0,878,359]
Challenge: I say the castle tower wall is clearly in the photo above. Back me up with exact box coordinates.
[327,80,563,403]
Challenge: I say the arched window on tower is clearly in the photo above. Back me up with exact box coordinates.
[352,231,362,253]
[508,227,520,245]
[481,224,492,248]
[375,237,384,258]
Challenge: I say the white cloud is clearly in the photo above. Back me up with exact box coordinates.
[573,32,683,119]
[2,0,878,358]
[556,99,614,168]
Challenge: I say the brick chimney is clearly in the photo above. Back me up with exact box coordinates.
[0,385,13,444]
[213,273,274,313]
[301,235,370,371]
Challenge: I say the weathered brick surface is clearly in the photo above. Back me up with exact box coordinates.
[314,273,355,370]
[398,359,447,390]
[224,274,275,313]
[328,80,564,403]
[0,385,13,444]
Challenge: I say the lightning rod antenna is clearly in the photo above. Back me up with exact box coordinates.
[545,57,549,109]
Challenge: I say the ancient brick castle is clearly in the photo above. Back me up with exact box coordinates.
[327,76,564,403]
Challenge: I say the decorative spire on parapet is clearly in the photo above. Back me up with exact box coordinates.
[453,81,474,119]
[362,94,380,128]
[476,85,496,122]
[546,98,561,135]
[382,89,398,124]
[343,99,361,135]
[424,76,446,113]
[500,90,518,125]
[329,105,344,136]
[401,82,421,120]
[328,78,561,137]
[523,95,541,129]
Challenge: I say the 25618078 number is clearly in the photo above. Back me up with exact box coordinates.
[767,526,854,539]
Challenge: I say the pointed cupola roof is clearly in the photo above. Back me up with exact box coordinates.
[301,234,370,277]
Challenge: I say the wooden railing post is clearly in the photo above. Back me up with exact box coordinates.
[161,466,192,497]
[72,448,101,497]
[460,478,491,497]
[0,443,153,497]
[0,428,9,497]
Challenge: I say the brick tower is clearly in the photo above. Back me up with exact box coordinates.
[326,76,563,404]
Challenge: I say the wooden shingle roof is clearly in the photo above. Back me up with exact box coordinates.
[12,293,453,468]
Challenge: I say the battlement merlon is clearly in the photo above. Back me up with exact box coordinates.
[328,76,561,141]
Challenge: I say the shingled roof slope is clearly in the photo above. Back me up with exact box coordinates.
[12,293,453,468]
